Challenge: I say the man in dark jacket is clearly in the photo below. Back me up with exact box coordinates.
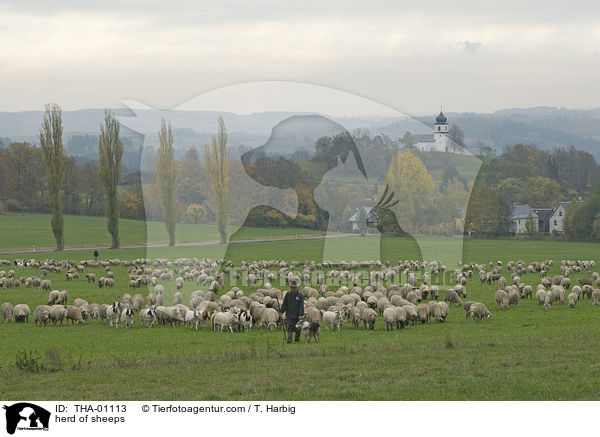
[280,281,304,343]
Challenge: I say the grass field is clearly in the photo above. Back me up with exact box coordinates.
[0,213,319,251]
[1,236,600,400]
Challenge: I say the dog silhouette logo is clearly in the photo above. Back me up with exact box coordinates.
[3,403,50,435]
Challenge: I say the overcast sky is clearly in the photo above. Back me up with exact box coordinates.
[1,1,600,116]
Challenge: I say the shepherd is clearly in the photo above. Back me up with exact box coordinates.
[280,279,305,343]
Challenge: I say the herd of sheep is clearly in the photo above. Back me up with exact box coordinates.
[0,257,598,340]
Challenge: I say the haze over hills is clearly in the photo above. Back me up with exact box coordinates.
[2,106,600,167]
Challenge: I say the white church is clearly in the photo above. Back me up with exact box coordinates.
[413,110,452,152]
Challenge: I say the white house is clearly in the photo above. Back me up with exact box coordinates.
[511,204,539,234]
[549,201,572,235]
[347,200,377,232]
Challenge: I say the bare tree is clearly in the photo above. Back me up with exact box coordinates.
[204,116,230,244]
[448,124,465,154]
[98,110,124,249]
[39,104,65,251]
[156,119,178,246]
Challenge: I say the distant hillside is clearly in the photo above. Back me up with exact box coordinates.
[2,106,600,162]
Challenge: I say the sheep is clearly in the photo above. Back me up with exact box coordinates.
[394,306,407,328]
[362,308,377,330]
[304,307,321,323]
[89,303,101,320]
[165,306,185,327]
[322,310,343,331]
[146,293,156,308]
[131,294,144,311]
[592,289,600,306]
[295,320,320,342]
[49,305,68,325]
[430,302,444,323]
[544,294,552,310]
[404,305,419,326]
[261,308,280,331]
[140,308,157,327]
[466,302,492,322]
[444,290,462,306]
[13,304,30,322]
[120,308,134,328]
[438,301,449,322]
[56,290,68,306]
[239,310,253,332]
[416,303,429,324]
[48,290,60,305]
[66,306,84,324]
[536,289,547,305]
[86,273,96,283]
[383,307,398,330]
[155,294,164,307]
[568,292,578,308]
[213,311,238,333]
[495,290,509,309]
[508,290,519,307]
[41,279,51,291]
[106,302,121,327]
[173,292,183,305]
[33,305,51,326]
[521,285,533,299]
[1,302,14,322]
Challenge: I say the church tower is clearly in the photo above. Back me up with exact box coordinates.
[434,109,448,151]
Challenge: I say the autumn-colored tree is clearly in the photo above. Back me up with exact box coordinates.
[98,110,124,249]
[204,117,230,244]
[385,149,435,233]
[39,104,66,251]
[186,203,207,224]
[156,119,178,246]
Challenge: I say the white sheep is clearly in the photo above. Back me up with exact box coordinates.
[34,305,51,326]
[106,302,121,327]
[13,304,30,323]
[120,308,134,328]
[1,302,14,322]
[213,311,238,333]
[322,310,343,331]
[568,292,578,308]
[139,308,157,327]
[382,307,397,330]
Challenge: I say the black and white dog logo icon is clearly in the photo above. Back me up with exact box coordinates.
[3,403,50,435]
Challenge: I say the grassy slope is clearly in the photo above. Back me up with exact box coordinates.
[1,237,600,400]
[0,213,318,251]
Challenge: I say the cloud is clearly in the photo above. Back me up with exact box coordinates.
[460,40,483,54]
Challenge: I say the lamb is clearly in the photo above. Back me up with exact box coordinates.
[106,302,121,327]
[66,306,84,324]
[568,292,578,308]
[33,305,51,326]
[362,308,377,330]
[383,307,398,330]
[13,304,30,322]
[495,290,509,309]
[120,308,134,328]
[295,320,320,342]
[139,308,157,327]
[49,305,68,325]
[322,310,343,331]
[466,302,492,322]
[1,302,14,322]
[592,289,600,306]
[444,290,462,306]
